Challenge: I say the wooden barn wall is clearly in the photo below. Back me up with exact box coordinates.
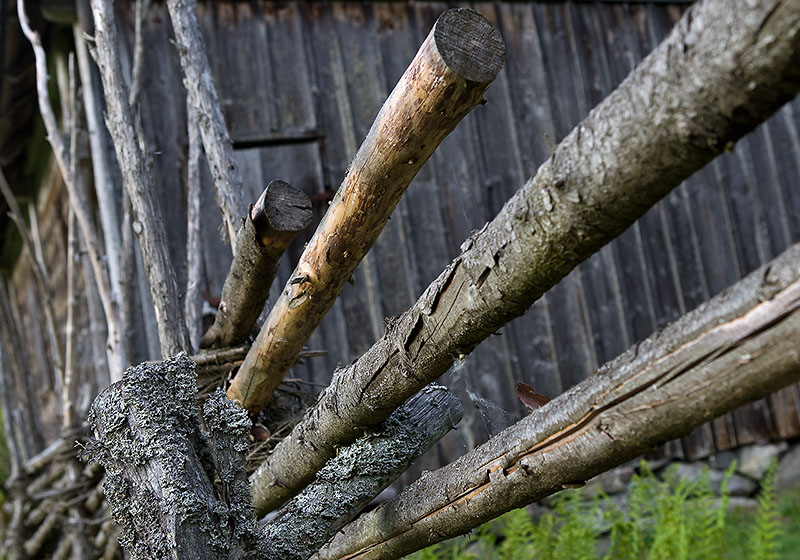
[5,2,799,470]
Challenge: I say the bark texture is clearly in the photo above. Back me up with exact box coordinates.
[250,0,800,514]
[262,386,463,560]
[90,0,191,356]
[316,243,800,560]
[228,7,506,414]
[87,356,260,560]
[166,0,247,245]
[200,181,313,350]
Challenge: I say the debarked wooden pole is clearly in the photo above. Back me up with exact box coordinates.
[228,8,505,414]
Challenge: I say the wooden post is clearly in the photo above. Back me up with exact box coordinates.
[199,181,313,349]
[228,8,505,414]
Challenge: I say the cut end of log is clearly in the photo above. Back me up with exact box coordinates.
[433,8,505,84]
[251,180,313,242]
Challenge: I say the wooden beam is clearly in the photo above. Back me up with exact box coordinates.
[228,8,505,414]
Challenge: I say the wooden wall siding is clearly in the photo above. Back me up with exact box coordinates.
[9,1,798,465]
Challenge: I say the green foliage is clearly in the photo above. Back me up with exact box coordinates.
[408,459,797,560]
[748,459,783,560]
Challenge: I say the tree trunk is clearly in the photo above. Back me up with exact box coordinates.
[87,356,260,560]
[199,181,313,350]
[315,242,800,560]
[249,0,800,515]
[227,8,506,414]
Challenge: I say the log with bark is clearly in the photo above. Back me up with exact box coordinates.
[200,181,313,350]
[249,0,800,514]
[86,356,462,560]
[227,8,506,414]
[315,242,800,560]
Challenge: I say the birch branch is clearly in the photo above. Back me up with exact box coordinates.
[316,243,800,559]
[249,0,800,514]
[89,0,191,356]
[166,0,246,246]
[199,180,312,350]
[186,100,204,352]
[18,0,127,378]
[228,8,505,414]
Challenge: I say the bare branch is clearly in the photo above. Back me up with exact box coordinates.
[89,0,191,356]
[166,0,246,246]
[185,100,204,352]
[263,386,462,560]
[18,0,127,378]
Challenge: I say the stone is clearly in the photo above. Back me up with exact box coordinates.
[736,442,788,480]
[776,444,800,491]
[671,462,756,496]
[707,450,737,471]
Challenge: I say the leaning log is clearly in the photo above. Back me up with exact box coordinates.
[227,8,506,414]
[316,243,800,560]
[200,181,313,349]
[250,0,800,514]
[262,386,463,560]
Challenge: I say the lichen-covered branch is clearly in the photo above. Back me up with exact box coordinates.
[228,8,505,414]
[262,386,462,560]
[200,180,313,350]
[250,0,800,514]
[87,355,260,559]
[166,0,247,245]
[316,243,800,560]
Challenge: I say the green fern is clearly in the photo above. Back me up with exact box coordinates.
[748,459,783,560]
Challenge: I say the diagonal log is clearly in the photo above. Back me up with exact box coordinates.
[315,242,800,560]
[249,0,800,515]
[262,386,463,560]
[200,181,313,350]
[90,0,191,356]
[227,8,505,414]
[166,0,247,246]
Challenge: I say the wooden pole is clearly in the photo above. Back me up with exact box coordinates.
[248,0,800,514]
[228,8,505,414]
[199,181,313,349]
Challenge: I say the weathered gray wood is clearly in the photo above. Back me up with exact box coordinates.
[88,355,260,560]
[166,0,247,246]
[316,243,800,560]
[186,100,204,352]
[262,386,462,560]
[250,0,800,514]
[229,7,506,414]
[199,181,312,349]
[90,0,191,357]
